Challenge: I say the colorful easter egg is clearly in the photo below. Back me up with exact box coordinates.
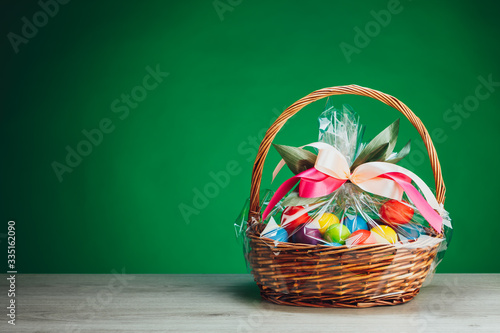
[281,206,309,234]
[370,231,390,244]
[398,224,423,241]
[380,199,414,225]
[324,224,351,245]
[344,215,369,233]
[291,224,323,245]
[262,227,288,243]
[345,229,375,247]
[371,225,398,244]
[317,212,340,234]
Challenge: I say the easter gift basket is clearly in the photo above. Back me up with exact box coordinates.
[235,85,452,308]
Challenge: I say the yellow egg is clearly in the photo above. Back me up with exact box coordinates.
[370,231,390,244]
[318,213,340,234]
[371,225,398,244]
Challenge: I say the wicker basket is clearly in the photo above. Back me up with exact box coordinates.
[246,85,445,308]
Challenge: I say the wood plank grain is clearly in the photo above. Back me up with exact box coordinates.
[0,274,499,332]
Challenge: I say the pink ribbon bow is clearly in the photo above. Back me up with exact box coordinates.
[262,142,443,232]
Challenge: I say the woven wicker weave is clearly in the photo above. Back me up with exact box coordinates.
[246,85,445,308]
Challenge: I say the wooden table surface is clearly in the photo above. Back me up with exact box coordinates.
[1,274,499,332]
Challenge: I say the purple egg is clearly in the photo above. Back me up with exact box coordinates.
[291,224,323,245]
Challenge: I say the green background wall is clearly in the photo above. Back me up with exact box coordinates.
[2,0,499,273]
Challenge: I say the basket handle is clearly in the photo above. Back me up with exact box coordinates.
[249,85,445,220]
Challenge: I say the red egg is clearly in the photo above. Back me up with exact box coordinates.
[281,206,309,234]
[345,229,375,246]
[380,199,414,225]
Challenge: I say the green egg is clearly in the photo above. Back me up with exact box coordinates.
[324,224,351,245]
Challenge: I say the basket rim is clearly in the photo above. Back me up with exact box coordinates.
[247,221,443,252]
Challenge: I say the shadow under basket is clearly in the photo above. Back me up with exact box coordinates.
[245,85,446,308]
[247,223,440,308]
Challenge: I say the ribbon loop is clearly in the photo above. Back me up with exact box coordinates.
[315,147,350,180]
